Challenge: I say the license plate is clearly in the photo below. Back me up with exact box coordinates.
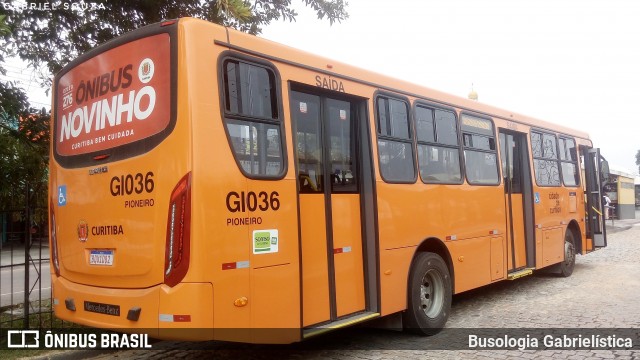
[89,250,114,266]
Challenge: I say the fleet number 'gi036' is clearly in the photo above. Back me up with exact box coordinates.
[225,191,280,226]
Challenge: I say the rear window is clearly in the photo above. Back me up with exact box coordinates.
[220,55,285,179]
[54,30,175,167]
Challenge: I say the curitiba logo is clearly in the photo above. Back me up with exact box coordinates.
[77,220,89,242]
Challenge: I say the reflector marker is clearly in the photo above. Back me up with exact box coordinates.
[446,235,457,241]
[222,260,250,270]
[174,315,191,322]
[490,230,500,235]
[159,314,191,322]
[333,246,352,254]
[93,154,110,160]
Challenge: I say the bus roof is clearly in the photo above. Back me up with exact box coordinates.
[187,18,591,142]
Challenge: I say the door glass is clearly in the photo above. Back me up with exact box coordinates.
[500,133,522,194]
[327,99,357,193]
[500,133,507,183]
[292,92,323,193]
[510,135,522,194]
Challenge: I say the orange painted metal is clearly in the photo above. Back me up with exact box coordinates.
[331,194,365,317]
[299,195,331,327]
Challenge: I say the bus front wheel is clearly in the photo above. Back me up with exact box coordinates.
[403,252,452,335]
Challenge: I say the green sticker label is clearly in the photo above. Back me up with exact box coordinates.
[253,229,278,254]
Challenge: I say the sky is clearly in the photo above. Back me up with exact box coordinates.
[6,0,639,175]
[261,0,640,176]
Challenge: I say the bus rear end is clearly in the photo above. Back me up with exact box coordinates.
[49,21,211,338]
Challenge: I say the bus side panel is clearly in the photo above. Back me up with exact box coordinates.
[246,179,300,333]
[376,184,506,250]
[251,263,300,344]
[532,186,570,268]
[158,283,214,340]
[183,20,253,339]
[379,247,415,316]
[184,19,302,340]
[374,147,506,297]
[447,237,492,293]
[541,227,564,267]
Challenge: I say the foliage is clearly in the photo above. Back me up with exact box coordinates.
[0,57,49,212]
[0,14,10,35]
[5,0,349,87]
[0,109,50,211]
[0,0,348,216]
[636,150,640,173]
[0,8,49,213]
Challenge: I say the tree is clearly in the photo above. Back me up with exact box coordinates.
[5,0,349,86]
[636,150,640,174]
[0,14,10,35]
[0,11,49,217]
[0,1,348,217]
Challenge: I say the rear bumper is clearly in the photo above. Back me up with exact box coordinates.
[52,275,214,340]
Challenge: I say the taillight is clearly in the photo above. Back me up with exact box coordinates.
[164,172,192,287]
[50,205,60,276]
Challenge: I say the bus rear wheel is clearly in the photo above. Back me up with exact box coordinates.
[403,252,451,335]
[555,230,576,277]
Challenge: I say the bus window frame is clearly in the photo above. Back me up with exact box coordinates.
[373,91,417,184]
[52,23,179,169]
[531,128,563,187]
[217,51,287,180]
[459,112,501,186]
[558,135,581,187]
[413,100,464,185]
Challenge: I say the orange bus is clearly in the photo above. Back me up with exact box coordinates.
[49,17,610,343]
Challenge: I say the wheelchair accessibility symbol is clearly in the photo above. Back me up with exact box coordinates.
[58,185,67,206]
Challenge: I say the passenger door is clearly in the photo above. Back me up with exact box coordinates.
[582,147,608,249]
[499,130,535,271]
[290,89,366,327]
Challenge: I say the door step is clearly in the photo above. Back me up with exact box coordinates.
[303,311,380,339]
[507,268,534,280]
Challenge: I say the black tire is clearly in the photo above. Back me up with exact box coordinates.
[556,229,576,277]
[403,252,452,335]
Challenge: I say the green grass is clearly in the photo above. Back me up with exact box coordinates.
[3,348,60,360]
[1,299,74,359]
[1,300,67,328]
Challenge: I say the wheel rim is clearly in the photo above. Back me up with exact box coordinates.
[420,268,445,318]
[564,239,575,267]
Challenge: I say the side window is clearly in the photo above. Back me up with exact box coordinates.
[460,114,499,185]
[531,131,561,186]
[559,137,580,186]
[376,96,415,183]
[221,58,284,178]
[415,106,462,183]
